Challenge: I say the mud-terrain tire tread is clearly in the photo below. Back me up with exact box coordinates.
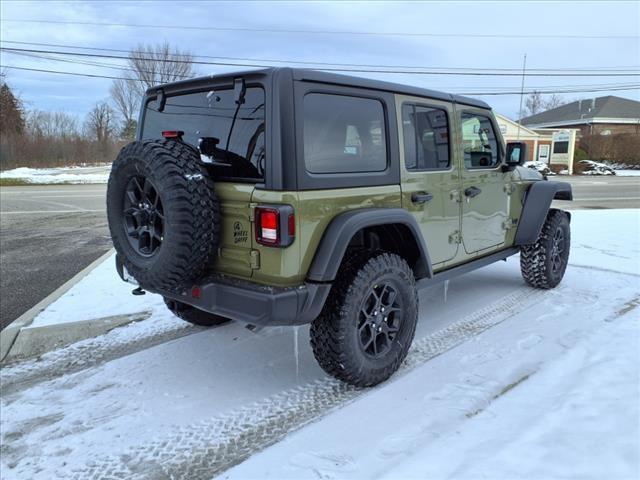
[163,298,229,327]
[520,208,570,289]
[310,250,418,387]
[107,139,220,291]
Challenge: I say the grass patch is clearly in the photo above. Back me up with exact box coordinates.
[0,178,33,186]
[0,178,83,186]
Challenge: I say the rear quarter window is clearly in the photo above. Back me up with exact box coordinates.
[303,93,387,174]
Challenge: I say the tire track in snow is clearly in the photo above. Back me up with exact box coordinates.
[72,286,549,480]
[0,317,202,396]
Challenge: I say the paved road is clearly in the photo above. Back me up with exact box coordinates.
[552,175,640,210]
[0,175,638,329]
[0,185,111,329]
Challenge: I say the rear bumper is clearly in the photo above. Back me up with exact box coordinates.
[116,257,331,326]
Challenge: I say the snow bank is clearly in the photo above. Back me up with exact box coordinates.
[523,160,554,176]
[0,165,111,184]
[30,253,163,327]
[579,160,616,175]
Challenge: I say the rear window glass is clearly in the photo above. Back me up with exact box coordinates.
[141,86,265,181]
[303,93,387,174]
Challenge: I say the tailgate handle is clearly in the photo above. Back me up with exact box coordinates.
[411,192,434,204]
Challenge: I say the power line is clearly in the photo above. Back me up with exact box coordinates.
[2,47,640,77]
[2,18,638,40]
[3,64,638,96]
[2,40,639,73]
[6,49,637,92]
[4,50,192,79]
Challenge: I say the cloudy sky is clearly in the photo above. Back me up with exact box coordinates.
[1,0,638,121]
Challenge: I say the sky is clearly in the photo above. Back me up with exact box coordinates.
[0,0,638,121]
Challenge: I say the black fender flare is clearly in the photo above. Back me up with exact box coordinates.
[514,181,573,245]
[307,208,433,282]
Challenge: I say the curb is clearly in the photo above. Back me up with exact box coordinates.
[0,249,115,362]
[3,311,152,362]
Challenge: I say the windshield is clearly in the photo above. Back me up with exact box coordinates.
[141,86,265,182]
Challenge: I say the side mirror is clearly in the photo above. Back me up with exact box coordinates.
[505,142,528,168]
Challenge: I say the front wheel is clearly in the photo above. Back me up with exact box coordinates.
[520,209,571,289]
[310,252,418,387]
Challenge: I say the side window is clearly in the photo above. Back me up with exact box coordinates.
[303,93,387,174]
[461,112,500,169]
[402,104,450,170]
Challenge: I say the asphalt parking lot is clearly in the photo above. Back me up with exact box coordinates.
[0,185,110,329]
[0,174,638,329]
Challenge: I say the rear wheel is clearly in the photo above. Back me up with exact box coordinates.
[310,251,418,387]
[163,298,229,327]
[520,209,571,289]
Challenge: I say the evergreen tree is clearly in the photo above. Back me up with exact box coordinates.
[0,82,25,136]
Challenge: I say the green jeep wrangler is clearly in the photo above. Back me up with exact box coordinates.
[107,68,572,387]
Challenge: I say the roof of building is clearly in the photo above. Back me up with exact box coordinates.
[146,67,491,109]
[521,95,640,127]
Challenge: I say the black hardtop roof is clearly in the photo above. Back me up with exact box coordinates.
[147,67,491,110]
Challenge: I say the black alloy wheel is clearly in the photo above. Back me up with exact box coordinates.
[123,176,164,257]
[358,282,403,358]
[550,226,566,275]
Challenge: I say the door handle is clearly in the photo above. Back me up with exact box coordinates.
[411,192,434,204]
[464,186,482,198]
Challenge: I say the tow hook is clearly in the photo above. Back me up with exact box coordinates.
[132,287,146,296]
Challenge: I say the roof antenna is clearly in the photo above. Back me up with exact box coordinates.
[516,53,527,141]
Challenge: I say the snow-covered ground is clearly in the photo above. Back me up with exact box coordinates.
[617,169,640,177]
[0,165,111,184]
[0,210,638,480]
[30,252,161,327]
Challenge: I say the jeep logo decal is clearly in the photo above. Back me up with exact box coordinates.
[233,221,248,244]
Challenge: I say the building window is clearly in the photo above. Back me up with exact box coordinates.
[553,141,569,154]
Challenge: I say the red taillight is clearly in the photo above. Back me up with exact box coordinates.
[191,286,201,299]
[162,130,184,139]
[255,205,295,247]
[259,208,279,244]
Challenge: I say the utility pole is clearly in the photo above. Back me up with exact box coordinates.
[516,53,527,140]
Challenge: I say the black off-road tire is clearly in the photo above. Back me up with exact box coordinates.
[310,251,418,387]
[163,298,229,327]
[520,209,571,289]
[107,139,220,291]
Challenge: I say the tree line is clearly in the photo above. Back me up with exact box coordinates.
[0,42,195,170]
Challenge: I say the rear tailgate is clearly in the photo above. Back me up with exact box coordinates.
[214,182,256,278]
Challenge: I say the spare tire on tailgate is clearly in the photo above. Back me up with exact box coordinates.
[107,139,220,291]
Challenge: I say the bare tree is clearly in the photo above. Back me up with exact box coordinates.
[524,91,544,116]
[127,42,195,98]
[27,110,79,138]
[110,78,139,139]
[85,101,116,143]
[109,42,195,139]
[543,94,565,110]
